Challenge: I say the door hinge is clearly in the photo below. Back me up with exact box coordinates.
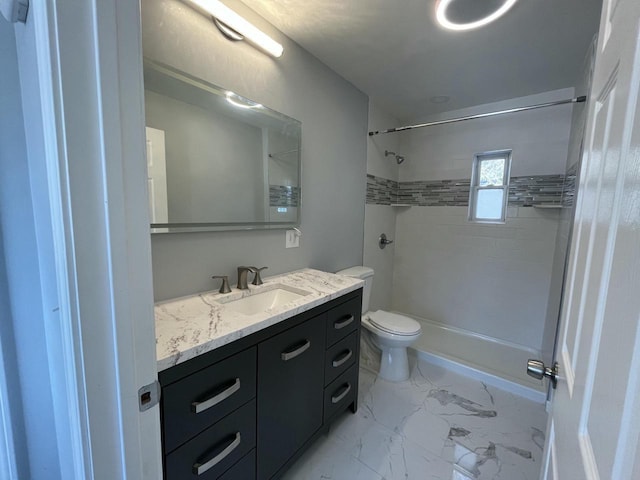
[138,380,161,411]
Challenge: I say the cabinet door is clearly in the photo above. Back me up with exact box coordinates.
[325,296,361,347]
[162,347,256,453]
[323,364,358,423]
[257,314,325,479]
[165,400,256,480]
[218,450,255,480]
[324,330,358,386]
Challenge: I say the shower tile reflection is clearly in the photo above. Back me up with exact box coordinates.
[282,358,547,480]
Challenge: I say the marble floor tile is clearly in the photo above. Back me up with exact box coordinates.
[280,432,384,480]
[283,357,548,480]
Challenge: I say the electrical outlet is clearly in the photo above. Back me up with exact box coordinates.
[285,230,300,248]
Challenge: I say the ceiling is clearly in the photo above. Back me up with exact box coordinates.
[240,0,602,121]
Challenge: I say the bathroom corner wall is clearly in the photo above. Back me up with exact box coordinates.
[143,0,368,301]
[391,90,574,352]
[363,102,400,311]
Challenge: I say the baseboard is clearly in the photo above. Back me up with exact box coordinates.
[416,349,547,404]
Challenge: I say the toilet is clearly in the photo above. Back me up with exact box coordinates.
[337,266,421,382]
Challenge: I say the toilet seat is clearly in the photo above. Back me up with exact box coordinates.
[368,310,421,336]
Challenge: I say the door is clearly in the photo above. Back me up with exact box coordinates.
[9,0,163,478]
[542,0,640,478]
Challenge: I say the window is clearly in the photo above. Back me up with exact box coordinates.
[468,150,512,223]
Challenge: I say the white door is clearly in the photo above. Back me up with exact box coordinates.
[10,0,163,477]
[542,0,640,478]
[145,126,169,223]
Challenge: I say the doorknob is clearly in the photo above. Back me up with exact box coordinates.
[527,359,558,389]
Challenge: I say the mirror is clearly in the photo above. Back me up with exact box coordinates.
[143,59,301,233]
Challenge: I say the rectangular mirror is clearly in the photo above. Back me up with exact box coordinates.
[143,59,301,233]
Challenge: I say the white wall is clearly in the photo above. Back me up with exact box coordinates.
[143,0,368,301]
[363,102,400,311]
[390,90,573,352]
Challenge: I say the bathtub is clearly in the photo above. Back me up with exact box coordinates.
[360,312,547,403]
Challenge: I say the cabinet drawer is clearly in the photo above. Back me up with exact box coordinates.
[218,449,255,480]
[165,399,256,480]
[324,330,358,386]
[325,296,361,347]
[162,347,256,453]
[257,315,325,480]
[323,365,358,423]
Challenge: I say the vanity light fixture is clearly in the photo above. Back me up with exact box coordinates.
[435,0,518,31]
[225,91,263,109]
[183,0,284,57]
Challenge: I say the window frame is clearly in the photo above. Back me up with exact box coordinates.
[468,149,512,224]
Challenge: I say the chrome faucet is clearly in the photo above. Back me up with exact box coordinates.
[211,275,231,294]
[250,266,268,285]
[237,266,253,290]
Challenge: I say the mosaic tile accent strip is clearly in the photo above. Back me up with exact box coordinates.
[562,163,578,208]
[366,174,398,205]
[366,174,566,207]
[269,185,300,207]
[397,179,471,206]
[508,175,564,207]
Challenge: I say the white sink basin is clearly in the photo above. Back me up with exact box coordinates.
[218,285,310,316]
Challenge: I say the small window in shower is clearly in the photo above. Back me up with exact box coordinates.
[468,150,512,223]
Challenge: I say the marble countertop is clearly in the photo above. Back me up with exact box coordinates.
[155,268,364,371]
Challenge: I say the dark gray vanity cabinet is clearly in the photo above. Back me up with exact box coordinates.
[158,289,362,480]
[256,315,325,479]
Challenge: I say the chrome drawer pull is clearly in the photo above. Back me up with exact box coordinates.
[331,383,351,404]
[191,378,241,414]
[334,315,354,330]
[192,432,241,476]
[332,349,353,368]
[281,340,311,361]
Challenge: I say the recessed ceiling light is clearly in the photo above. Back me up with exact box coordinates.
[430,95,450,104]
[436,0,518,31]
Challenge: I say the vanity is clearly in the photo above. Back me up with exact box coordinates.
[155,269,364,480]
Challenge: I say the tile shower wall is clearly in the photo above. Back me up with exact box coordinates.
[392,206,561,351]
[389,90,573,352]
[363,103,400,313]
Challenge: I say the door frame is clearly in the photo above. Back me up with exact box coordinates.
[9,0,162,477]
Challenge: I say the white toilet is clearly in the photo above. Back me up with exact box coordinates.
[337,266,421,382]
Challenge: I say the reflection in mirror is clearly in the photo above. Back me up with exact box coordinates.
[143,59,301,233]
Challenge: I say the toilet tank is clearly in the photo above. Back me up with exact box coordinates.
[336,266,374,314]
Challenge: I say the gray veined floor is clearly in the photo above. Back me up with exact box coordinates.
[282,357,548,480]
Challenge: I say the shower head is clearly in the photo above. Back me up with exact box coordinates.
[385,150,405,165]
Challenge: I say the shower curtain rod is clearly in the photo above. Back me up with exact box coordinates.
[368,95,587,136]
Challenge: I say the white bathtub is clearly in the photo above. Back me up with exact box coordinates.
[360,312,547,403]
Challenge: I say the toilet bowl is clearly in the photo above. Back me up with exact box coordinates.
[336,266,422,382]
